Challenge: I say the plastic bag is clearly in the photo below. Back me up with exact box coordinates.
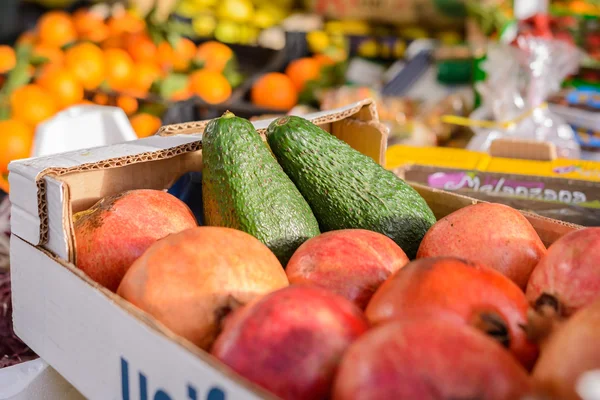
[467,37,582,159]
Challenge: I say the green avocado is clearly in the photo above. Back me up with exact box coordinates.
[201,112,320,265]
[265,115,436,258]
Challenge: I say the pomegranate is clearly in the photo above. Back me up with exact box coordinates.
[75,189,197,291]
[365,257,538,369]
[417,203,546,289]
[286,229,409,309]
[532,298,600,400]
[527,227,600,318]
[211,285,369,400]
[117,226,288,350]
[333,319,533,400]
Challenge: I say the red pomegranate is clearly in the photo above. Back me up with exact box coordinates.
[333,318,533,400]
[532,298,600,400]
[75,189,197,291]
[286,229,409,309]
[366,257,538,369]
[211,285,369,400]
[118,226,289,350]
[417,203,546,289]
[527,227,600,317]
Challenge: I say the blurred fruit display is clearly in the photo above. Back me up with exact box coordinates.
[0,5,251,180]
[175,0,293,45]
[303,0,467,26]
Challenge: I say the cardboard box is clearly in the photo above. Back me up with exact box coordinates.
[387,145,600,226]
[8,100,579,399]
[386,145,600,182]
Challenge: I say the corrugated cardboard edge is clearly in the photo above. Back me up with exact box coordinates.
[33,141,203,248]
[155,98,380,137]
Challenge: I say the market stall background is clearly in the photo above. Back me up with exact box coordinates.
[1,0,600,397]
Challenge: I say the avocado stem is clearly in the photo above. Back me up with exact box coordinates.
[275,116,290,126]
[222,111,235,119]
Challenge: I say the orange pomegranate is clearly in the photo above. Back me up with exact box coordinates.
[117,226,289,350]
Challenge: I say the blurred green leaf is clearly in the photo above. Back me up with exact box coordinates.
[159,73,189,98]
[138,102,166,118]
[29,55,50,67]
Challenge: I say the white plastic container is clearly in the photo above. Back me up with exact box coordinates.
[31,105,138,158]
[0,359,83,400]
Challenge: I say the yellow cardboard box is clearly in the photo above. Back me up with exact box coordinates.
[386,145,600,182]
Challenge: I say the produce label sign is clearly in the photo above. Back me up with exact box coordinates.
[400,165,600,209]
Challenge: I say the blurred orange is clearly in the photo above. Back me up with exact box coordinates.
[195,41,233,72]
[313,54,335,67]
[169,87,192,101]
[251,73,297,110]
[93,92,109,105]
[104,48,135,91]
[130,113,162,138]
[78,99,95,105]
[33,44,64,67]
[37,69,84,109]
[116,95,139,116]
[172,38,196,72]
[16,30,36,46]
[0,45,16,74]
[37,11,77,48]
[126,34,158,63]
[131,62,162,94]
[285,57,320,92]
[11,84,58,127]
[188,70,231,104]
[0,175,8,193]
[101,35,124,50]
[0,119,34,174]
[107,12,145,37]
[157,41,174,71]
[73,9,109,43]
[65,42,105,90]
